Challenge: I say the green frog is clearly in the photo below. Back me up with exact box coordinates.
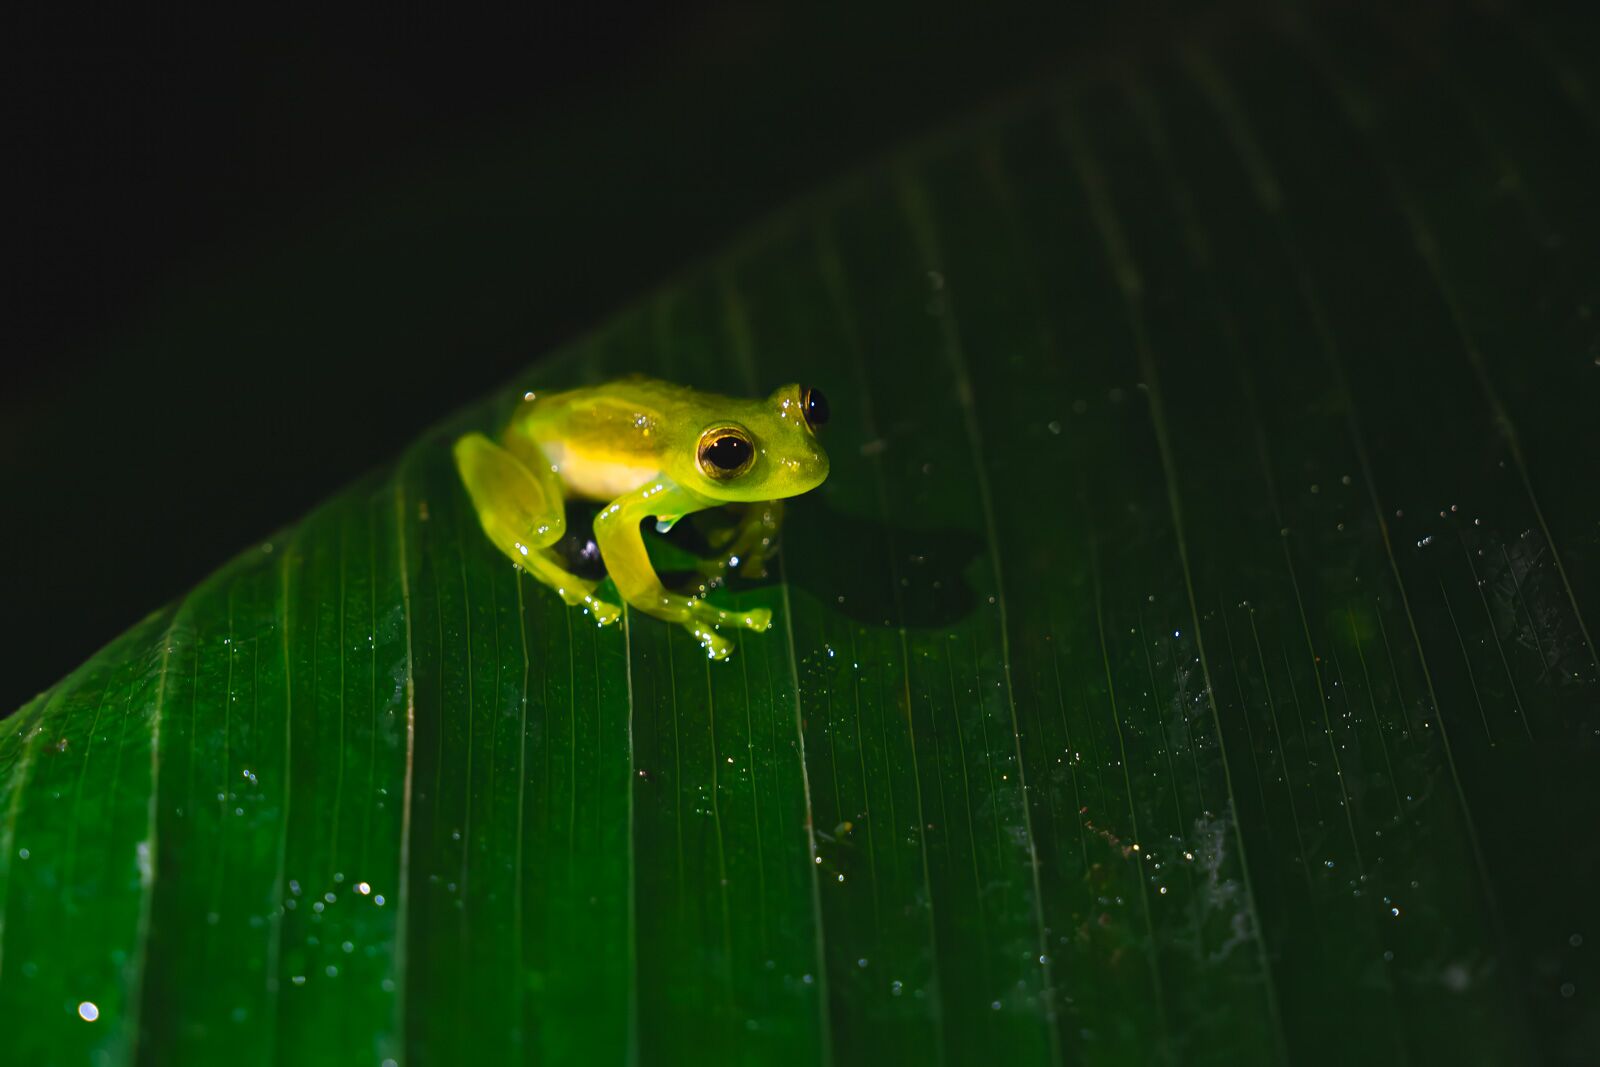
[454,376,830,660]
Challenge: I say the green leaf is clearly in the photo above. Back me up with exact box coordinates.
[5,8,1599,1065]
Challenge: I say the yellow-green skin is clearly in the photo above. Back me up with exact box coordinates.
[454,376,829,660]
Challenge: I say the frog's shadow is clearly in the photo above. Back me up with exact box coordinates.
[553,497,982,630]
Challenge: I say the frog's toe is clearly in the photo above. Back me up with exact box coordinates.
[734,557,771,581]
[693,555,732,580]
[687,599,734,626]
[689,622,735,661]
[740,607,772,632]
[585,596,623,627]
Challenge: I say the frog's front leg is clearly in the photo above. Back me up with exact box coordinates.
[698,500,784,581]
[596,482,773,660]
[454,433,622,626]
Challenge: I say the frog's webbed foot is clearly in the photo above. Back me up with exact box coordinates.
[552,579,623,627]
[633,590,768,660]
[685,606,771,661]
[689,622,734,661]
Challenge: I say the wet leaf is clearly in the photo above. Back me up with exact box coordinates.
[4,6,1599,1064]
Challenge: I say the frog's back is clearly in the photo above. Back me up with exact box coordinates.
[509,377,734,502]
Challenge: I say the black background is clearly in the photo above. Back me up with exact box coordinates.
[3,4,1127,712]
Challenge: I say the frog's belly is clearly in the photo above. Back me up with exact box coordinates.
[542,441,660,501]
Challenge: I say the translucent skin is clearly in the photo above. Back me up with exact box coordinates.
[453,376,829,660]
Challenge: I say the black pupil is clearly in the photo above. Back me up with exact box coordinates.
[803,387,830,428]
[704,434,752,472]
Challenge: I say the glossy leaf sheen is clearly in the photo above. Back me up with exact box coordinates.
[4,12,1599,1065]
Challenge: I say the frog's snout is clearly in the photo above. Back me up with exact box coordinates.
[774,445,828,494]
[791,444,829,490]
[807,445,830,486]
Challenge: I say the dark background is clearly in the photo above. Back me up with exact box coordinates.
[3,4,1144,712]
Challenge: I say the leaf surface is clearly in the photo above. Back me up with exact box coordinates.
[4,8,1599,1065]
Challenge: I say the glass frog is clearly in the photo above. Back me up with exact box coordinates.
[454,375,830,660]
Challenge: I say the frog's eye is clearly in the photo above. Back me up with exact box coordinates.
[802,386,830,430]
[697,426,756,480]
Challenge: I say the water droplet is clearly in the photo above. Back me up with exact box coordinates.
[77,1002,99,1022]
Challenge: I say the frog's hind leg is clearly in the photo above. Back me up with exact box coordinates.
[453,432,622,626]
[697,500,784,581]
